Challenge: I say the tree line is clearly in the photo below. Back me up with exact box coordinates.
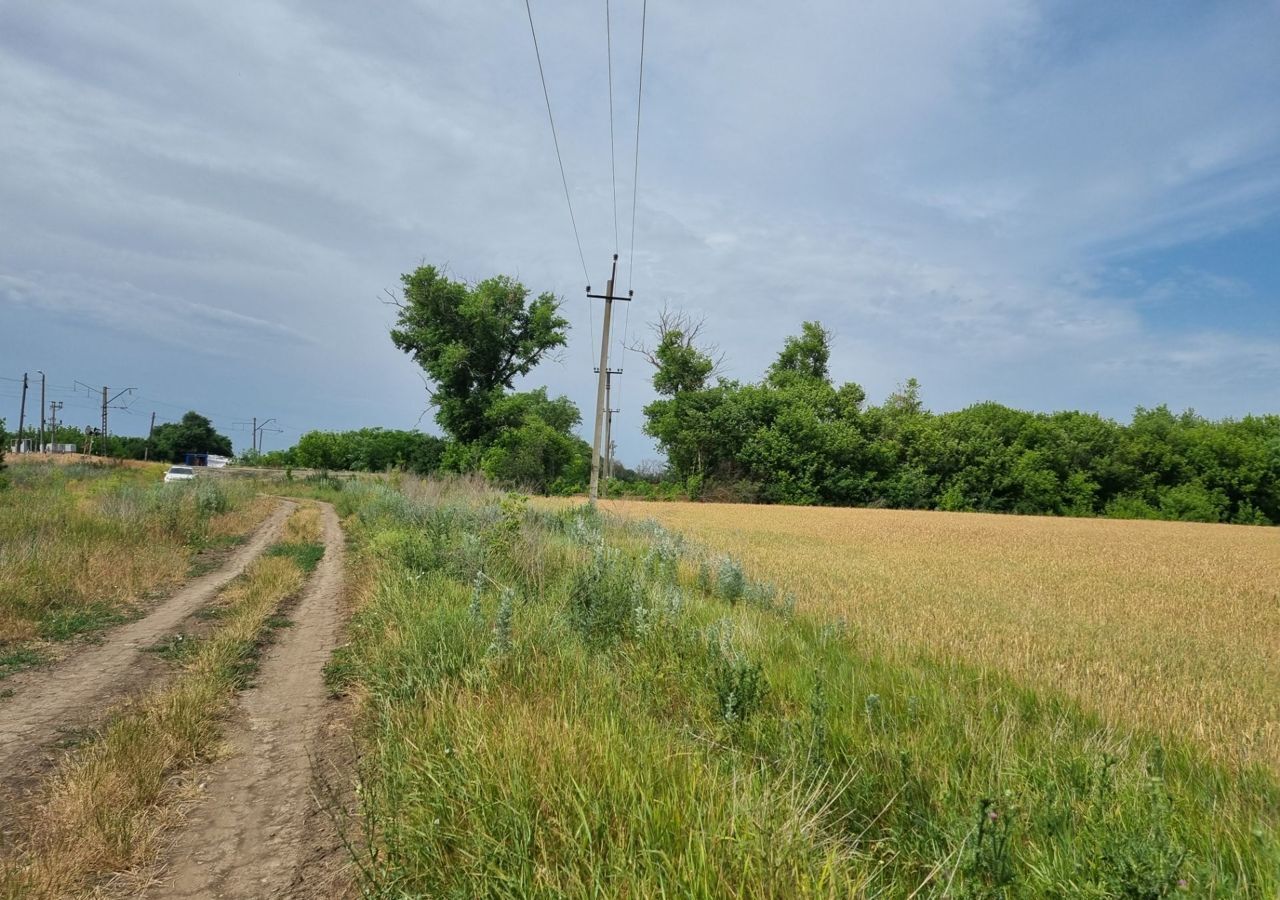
[629,315,1280,524]
[116,262,1273,527]
[2,412,233,464]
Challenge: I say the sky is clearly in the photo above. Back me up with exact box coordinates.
[1,0,1278,463]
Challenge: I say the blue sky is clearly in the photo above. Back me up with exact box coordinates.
[1,1,1277,461]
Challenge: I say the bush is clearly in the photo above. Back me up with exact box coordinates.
[567,546,639,648]
[1157,482,1227,523]
[1105,494,1160,520]
[195,481,229,517]
[716,556,746,604]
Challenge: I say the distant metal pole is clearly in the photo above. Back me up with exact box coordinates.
[37,370,45,452]
[17,373,27,452]
[145,411,156,461]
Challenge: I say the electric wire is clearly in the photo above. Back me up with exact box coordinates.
[615,0,649,463]
[522,0,592,288]
[606,0,619,254]
[626,0,648,292]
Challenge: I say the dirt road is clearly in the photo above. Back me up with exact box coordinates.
[0,499,294,811]
[145,500,348,899]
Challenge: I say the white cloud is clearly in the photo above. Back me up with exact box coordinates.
[0,0,1277,457]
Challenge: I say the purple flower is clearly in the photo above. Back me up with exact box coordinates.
[987,809,998,821]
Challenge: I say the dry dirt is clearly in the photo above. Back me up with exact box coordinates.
[140,500,352,899]
[0,499,295,841]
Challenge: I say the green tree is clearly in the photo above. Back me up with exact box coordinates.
[634,306,722,397]
[390,266,569,444]
[767,320,831,385]
[634,309,1280,525]
[150,412,233,463]
[479,389,589,493]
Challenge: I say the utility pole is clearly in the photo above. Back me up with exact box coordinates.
[252,416,257,453]
[144,411,156,461]
[586,254,631,503]
[37,370,45,453]
[49,401,62,448]
[17,373,27,453]
[96,386,136,457]
[256,418,279,454]
[607,409,619,479]
[594,366,623,499]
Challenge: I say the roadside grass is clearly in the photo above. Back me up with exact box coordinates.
[266,542,326,574]
[0,460,270,675]
[0,506,323,899]
[593,498,1280,777]
[326,480,1279,897]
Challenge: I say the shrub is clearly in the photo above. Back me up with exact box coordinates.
[716,556,746,604]
[709,646,767,725]
[567,546,638,648]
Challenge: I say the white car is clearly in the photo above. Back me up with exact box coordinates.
[163,465,197,483]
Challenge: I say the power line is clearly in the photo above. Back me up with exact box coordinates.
[606,0,619,254]
[627,0,648,292]
[613,0,650,463]
[522,0,592,287]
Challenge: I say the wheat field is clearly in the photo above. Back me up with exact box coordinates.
[597,499,1280,773]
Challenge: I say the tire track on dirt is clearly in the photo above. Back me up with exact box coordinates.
[0,499,295,810]
[146,500,347,899]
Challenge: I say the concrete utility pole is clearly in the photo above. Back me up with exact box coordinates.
[49,401,62,446]
[586,254,631,503]
[37,370,45,452]
[17,373,28,452]
[606,409,619,478]
[144,411,156,461]
[594,365,622,499]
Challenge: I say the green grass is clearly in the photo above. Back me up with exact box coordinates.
[325,481,1280,898]
[36,603,126,642]
[144,632,202,663]
[0,460,263,649]
[0,647,43,680]
[265,541,326,574]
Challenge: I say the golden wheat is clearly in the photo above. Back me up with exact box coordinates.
[596,499,1280,773]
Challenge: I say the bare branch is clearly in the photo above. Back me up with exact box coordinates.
[625,301,726,378]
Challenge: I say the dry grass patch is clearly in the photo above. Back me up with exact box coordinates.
[282,503,323,544]
[0,527,315,898]
[595,499,1280,773]
[0,462,270,653]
